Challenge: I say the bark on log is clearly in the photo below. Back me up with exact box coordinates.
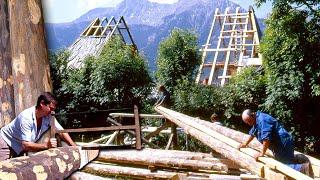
[82,162,179,179]
[0,147,98,179]
[155,106,264,176]
[97,149,228,172]
[8,0,52,115]
[0,0,15,127]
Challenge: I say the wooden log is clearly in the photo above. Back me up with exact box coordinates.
[155,106,264,176]
[192,117,273,156]
[99,148,213,160]
[0,0,15,127]
[196,116,320,177]
[69,171,106,180]
[8,0,52,114]
[0,147,98,179]
[97,149,228,172]
[82,162,179,179]
[156,107,314,180]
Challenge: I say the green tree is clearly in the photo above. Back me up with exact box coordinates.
[50,37,152,128]
[257,0,320,154]
[156,28,200,93]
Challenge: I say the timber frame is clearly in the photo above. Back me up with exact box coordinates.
[196,6,262,86]
[67,16,137,68]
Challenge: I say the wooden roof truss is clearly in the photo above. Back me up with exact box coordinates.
[196,7,262,86]
[67,16,137,68]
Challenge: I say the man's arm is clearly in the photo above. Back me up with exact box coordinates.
[238,135,254,149]
[254,140,270,161]
[21,140,55,152]
[58,132,77,146]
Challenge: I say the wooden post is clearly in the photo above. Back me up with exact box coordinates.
[133,105,142,149]
[0,0,15,127]
[171,123,178,150]
[8,0,52,115]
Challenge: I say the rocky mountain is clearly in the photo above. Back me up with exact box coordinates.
[45,0,265,71]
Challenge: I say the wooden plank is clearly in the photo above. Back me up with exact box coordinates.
[196,8,219,83]
[56,125,137,133]
[221,7,240,86]
[0,147,98,179]
[0,0,15,126]
[208,8,230,85]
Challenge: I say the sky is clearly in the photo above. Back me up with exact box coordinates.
[42,0,272,23]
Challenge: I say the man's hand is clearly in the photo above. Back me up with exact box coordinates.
[237,143,247,150]
[254,153,264,161]
[47,138,57,148]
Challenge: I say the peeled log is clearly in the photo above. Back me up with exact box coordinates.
[0,0,15,127]
[82,162,179,179]
[0,147,98,179]
[97,149,228,172]
[8,0,52,114]
[192,117,273,156]
[155,106,264,176]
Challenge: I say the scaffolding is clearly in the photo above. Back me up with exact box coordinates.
[196,7,262,86]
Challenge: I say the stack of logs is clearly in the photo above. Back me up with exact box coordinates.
[70,148,257,179]
[155,106,318,180]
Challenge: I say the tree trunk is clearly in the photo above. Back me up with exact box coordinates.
[0,0,15,127]
[0,147,98,179]
[8,0,52,115]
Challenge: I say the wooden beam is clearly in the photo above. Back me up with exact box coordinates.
[134,105,142,150]
[110,113,164,119]
[57,125,137,133]
[0,147,98,179]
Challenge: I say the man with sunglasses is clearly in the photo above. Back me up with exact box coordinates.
[0,92,76,160]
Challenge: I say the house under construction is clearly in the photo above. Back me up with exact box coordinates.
[67,16,136,69]
[196,6,262,86]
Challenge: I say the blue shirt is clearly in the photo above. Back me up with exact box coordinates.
[249,111,294,163]
[0,106,63,154]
